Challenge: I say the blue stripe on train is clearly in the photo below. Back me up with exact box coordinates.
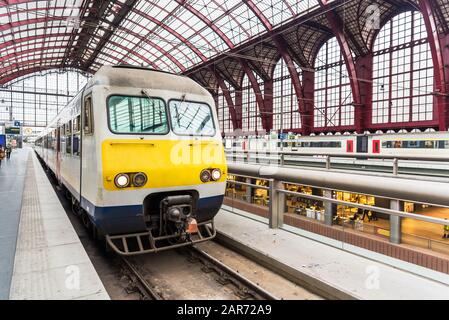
[81,194,224,235]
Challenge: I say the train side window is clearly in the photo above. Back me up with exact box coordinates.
[84,96,94,135]
[73,115,81,156]
[424,140,434,148]
[66,120,72,154]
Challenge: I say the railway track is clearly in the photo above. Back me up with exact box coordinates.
[119,245,279,300]
[185,246,278,300]
[120,256,164,300]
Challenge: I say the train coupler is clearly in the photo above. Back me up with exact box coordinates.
[105,219,216,256]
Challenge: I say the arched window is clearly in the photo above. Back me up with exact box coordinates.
[314,37,354,129]
[216,81,235,134]
[241,74,263,133]
[272,59,302,131]
[372,11,433,124]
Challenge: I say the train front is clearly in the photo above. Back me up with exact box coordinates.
[99,86,227,255]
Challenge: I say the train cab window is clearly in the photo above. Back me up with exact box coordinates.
[107,95,168,134]
[73,115,81,156]
[84,96,94,135]
[169,100,215,136]
[66,120,72,154]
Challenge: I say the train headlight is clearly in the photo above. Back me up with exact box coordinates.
[211,168,221,181]
[114,173,130,188]
[133,172,147,187]
[200,169,211,183]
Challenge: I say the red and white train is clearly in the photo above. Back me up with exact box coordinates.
[225,131,449,157]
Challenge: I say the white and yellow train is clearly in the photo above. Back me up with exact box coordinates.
[34,65,227,255]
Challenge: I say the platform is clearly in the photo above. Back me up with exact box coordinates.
[214,207,449,300]
[0,148,109,300]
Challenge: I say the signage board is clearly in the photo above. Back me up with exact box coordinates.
[5,127,20,135]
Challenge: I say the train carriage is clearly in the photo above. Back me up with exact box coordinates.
[225,131,449,157]
[35,65,227,255]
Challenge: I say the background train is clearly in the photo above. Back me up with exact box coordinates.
[225,131,449,157]
[34,65,227,255]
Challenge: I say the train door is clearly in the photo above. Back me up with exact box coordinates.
[372,140,381,154]
[80,94,93,206]
[346,140,354,153]
[356,136,368,153]
[56,126,61,181]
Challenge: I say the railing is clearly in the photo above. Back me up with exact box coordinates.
[225,162,449,255]
[226,149,449,177]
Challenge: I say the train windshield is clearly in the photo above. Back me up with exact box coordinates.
[107,95,169,134]
[169,100,215,136]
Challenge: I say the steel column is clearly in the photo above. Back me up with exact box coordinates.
[240,59,268,131]
[210,67,238,130]
[389,200,402,244]
[355,54,374,132]
[268,179,284,229]
[263,78,274,131]
[302,71,315,135]
[323,189,336,226]
[234,89,243,129]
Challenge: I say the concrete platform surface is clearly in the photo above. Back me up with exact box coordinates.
[215,208,449,300]
[0,148,28,299]
[7,149,109,300]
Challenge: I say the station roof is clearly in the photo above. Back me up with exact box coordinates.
[1,0,449,88]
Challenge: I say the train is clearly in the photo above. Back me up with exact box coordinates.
[225,131,449,157]
[34,65,227,255]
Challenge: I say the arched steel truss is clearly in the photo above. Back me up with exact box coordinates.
[1,0,448,133]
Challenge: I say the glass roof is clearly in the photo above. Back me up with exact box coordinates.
[0,0,446,86]
[0,0,319,83]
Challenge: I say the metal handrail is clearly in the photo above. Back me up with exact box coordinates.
[226,148,449,162]
[228,162,449,208]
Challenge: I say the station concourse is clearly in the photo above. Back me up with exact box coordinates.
[1,0,449,301]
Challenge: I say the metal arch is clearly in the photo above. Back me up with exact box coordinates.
[80,0,139,71]
[0,16,68,32]
[318,0,363,132]
[0,41,148,71]
[244,0,310,134]
[112,20,186,72]
[210,67,239,129]
[243,0,273,31]
[0,21,177,73]
[0,63,63,85]
[130,7,207,62]
[0,32,164,71]
[178,0,267,130]
[176,0,235,49]
[4,68,89,87]
[239,58,268,131]
[0,32,69,50]
[1,45,136,76]
[0,0,34,6]
[0,1,184,73]
[419,0,449,131]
